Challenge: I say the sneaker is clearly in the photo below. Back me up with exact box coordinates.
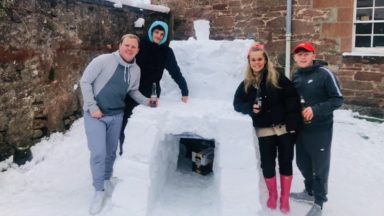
[306,204,322,216]
[290,190,315,203]
[104,180,114,197]
[89,191,105,215]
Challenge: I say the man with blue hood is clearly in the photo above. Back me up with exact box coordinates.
[119,20,189,148]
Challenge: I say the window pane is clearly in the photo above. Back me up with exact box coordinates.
[374,23,384,33]
[355,36,371,47]
[356,9,373,21]
[356,23,372,34]
[373,36,384,46]
[374,8,384,20]
[357,0,373,7]
[376,0,384,7]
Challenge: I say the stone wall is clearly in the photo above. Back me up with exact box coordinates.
[0,0,169,160]
[1,0,383,161]
[152,0,384,117]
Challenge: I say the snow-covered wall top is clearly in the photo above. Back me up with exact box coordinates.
[107,0,170,13]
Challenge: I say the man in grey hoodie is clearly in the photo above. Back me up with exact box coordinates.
[80,34,152,215]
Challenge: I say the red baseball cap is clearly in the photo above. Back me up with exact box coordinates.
[293,42,315,54]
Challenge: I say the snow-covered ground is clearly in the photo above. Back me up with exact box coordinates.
[1,23,384,216]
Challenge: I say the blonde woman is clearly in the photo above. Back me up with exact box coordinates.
[233,43,302,213]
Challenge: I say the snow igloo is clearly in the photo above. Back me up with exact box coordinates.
[110,23,262,216]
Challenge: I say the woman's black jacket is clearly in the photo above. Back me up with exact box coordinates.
[233,71,303,132]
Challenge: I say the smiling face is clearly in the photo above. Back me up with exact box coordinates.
[152,29,165,44]
[118,37,139,63]
[294,50,316,68]
[248,50,267,75]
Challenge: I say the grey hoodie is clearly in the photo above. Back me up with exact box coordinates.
[80,51,148,116]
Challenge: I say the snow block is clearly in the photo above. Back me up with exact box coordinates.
[112,99,262,215]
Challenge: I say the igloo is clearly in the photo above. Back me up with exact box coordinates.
[110,22,262,216]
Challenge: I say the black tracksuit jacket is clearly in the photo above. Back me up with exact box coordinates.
[292,63,343,131]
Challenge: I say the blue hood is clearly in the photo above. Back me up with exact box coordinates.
[147,21,169,45]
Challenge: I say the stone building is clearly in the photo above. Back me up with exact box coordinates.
[0,0,383,161]
[152,0,384,117]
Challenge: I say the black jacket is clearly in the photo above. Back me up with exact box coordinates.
[136,38,188,97]
[233,71,303,132]
[292,63,343,130]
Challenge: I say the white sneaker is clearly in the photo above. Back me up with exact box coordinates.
[290,190,315,203]
[89,191,105,215]
[104,180,114,197]
[306,204,322,216]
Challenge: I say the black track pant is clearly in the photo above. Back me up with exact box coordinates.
[295,127,333,207]
[258,133,294,178]
[119,96,138,154]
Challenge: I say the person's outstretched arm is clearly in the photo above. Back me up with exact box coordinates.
[165,48,189,102]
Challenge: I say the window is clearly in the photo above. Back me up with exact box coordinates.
[353,0,384,52]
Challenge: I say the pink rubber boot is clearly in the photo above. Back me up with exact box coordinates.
[280,175,293,214]
[264,176,278,209]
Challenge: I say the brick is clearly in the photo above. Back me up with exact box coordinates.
[321,23,353,38]
[313,0,354,8]
[355,72,384,82]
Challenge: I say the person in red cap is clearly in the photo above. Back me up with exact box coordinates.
[233,43,302,214]
[290,42,343,216]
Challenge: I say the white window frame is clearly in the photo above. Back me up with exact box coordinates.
[352,0,384,54]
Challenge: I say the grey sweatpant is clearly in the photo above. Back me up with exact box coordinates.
[296,126,333,207]
[84,112,123,191]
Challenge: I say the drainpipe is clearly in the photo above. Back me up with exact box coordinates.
[285,0,292,78]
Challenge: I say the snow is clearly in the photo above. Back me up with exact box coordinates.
[134,17,145,28]
[107,0,170,13]
[194,20,210,40]
[1,20,384,216]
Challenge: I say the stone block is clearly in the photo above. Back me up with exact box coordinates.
[313,0,354,8]
[33,119,47,129]
[322,23,353,38]
[355,72,384,82]
[213,3,228,10]
[340,37,352,52]
[341,80,373,91]
[212,16,235,27]
[338,8,353,22]
[292,20,317,35]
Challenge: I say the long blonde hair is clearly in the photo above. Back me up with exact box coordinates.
[244,44,280,92]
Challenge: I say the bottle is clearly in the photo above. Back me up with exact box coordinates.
[300,96,311,124]
[150,83,157,107]
[254,88,262,110]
